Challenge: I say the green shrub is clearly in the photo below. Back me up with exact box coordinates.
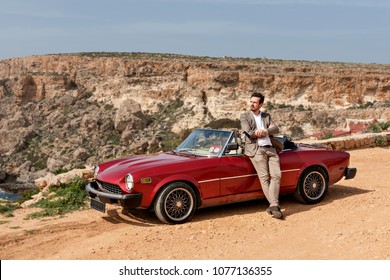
[0,202,20,215]
[266,102,274,110]
[368,123,382,133]
[277,103,294,109]
[18,188,40,204]
[378,121,390,131]
[319,132,334,140]
[27,177,88,219]
[106,131,121,145]
[375,136,384,146]
[53,168,69,175]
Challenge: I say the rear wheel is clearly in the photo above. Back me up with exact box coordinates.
[154,182,197,224]
[294,167,328,204]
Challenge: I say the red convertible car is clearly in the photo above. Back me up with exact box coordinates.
[86,128,356,224]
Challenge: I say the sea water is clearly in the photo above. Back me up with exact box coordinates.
[0,189,19,201]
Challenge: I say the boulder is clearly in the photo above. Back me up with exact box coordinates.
[73,147,90,161]
[114,99,148,132]
[47,158,67,172]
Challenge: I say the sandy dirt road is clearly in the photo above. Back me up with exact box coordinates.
[1,147,389,260]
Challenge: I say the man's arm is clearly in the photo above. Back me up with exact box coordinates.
[240,113,257,139]
[266,115,280,136]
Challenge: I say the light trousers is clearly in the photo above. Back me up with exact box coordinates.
[250,146,281,207]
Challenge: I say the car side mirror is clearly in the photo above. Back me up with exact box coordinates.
[226,143,239,151]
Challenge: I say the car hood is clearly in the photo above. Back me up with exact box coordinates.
[96,152,195,184]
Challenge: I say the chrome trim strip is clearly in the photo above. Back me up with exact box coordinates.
[198,169,300,184]
[198,178,220,183]
[282,168,300,173]
[199,174,257,184]
[220,174,257,181]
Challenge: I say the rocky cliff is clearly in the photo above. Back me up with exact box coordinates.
[0,52,389,183]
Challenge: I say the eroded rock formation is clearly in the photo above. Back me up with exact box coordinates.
[0,53,389,181]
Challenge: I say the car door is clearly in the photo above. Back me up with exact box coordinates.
[219,154,261,196]
[219,148,302,196]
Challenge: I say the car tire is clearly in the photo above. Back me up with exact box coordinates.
[294,166,328,204]
[154,182,197,224]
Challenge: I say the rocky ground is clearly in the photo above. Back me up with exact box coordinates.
[0,147,389,260]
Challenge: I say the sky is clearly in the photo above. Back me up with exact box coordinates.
[1,0,389,64]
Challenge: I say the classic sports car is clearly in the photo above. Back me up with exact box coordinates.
[86,128,356,224]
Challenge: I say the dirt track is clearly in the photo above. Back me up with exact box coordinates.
[1,147,389,260]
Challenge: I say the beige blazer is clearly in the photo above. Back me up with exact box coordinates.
[240,111,280,157]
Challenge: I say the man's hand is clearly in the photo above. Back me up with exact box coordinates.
[255,129,268,138]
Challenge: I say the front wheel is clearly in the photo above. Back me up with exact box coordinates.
[154,182,197,224]
[294,167,328,204]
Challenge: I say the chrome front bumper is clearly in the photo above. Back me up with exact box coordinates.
[85,181,142,209]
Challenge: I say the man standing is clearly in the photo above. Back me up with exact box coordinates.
[240,92,283,219]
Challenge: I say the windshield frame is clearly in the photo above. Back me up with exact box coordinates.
[173,129,234,157]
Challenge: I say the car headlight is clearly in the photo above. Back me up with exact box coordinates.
[93,166,99,179]
[125,174,134,191]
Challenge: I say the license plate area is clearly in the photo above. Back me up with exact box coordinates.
[90,198,106,213]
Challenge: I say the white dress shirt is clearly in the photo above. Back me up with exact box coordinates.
[252,112,272,147]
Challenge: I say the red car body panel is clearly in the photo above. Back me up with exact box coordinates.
[87,129,356,224]
[93,146,350,209]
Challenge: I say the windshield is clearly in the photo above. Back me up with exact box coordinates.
[174,129,233,157]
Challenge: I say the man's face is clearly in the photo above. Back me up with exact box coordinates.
[249,96,262,112]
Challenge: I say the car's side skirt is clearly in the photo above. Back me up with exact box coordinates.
[199,191,265,208]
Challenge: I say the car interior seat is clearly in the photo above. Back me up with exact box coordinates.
[236,136,243,154]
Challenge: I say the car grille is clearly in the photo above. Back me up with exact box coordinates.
[97,180,122,195]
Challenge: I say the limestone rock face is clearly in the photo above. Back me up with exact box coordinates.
[1,54,389,112]
[114,99,148,132]
[0,53,389,179]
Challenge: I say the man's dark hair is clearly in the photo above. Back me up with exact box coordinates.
[251,92,265,103]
